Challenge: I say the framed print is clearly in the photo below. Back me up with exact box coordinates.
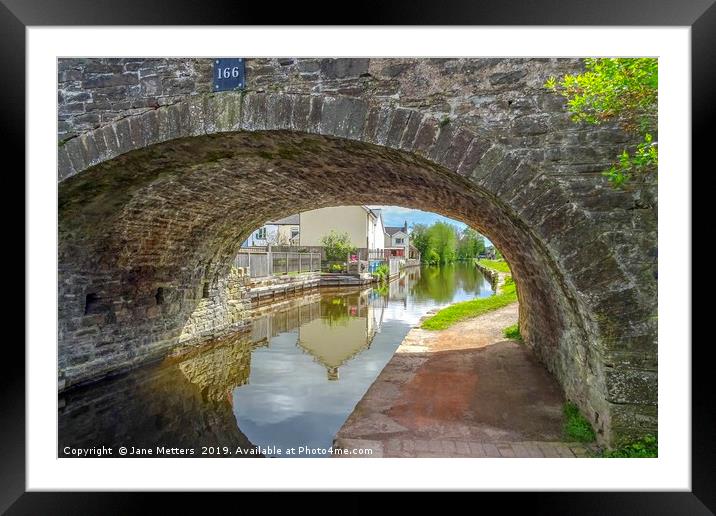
[5,0,710,512]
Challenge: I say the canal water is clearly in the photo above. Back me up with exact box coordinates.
[59,263,494,457]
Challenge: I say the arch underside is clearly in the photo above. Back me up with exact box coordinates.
[58,128,655,446]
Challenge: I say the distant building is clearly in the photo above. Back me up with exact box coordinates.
[242,214,300,247]
[480,246,497,260]
[384,221,419,260]
[384,221,409,257]
[299,206,386,250]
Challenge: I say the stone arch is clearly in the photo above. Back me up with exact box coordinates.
[58,87,656,446]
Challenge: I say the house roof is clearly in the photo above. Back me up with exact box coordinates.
[385,226,407,236]
[266,214,299,225]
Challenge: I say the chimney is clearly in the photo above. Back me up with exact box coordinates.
[404,220,408,232]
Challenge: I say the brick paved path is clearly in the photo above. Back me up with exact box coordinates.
[333,303,596,458]
[335,438,592,458]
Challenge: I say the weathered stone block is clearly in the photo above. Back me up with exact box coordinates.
[489,69,527,85]
[320,58,370,79]
[605,368,657,404]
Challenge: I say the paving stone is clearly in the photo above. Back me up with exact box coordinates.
[537,443,561,458]
[455,441,472,455]
[428,440,444,453]
[482,443,501,458]
[497,444,516,458]
[468,442,487,457]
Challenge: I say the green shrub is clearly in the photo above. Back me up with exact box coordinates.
[372,263,390,282]
[321,231,357,262]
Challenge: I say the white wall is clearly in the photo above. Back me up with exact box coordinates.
[300,206,369,248]
[368,213,386,250]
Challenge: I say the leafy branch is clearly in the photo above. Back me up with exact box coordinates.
[546,58,658,187]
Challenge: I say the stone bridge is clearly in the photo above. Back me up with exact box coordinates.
[57,58,657,446]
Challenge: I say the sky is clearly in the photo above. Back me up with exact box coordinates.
[368,205,493,247]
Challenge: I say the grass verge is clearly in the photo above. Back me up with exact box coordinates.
[421,282,517,330]
[563,402,597,443]
[476,259,511,273]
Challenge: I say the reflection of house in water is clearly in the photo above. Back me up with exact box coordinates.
[247,293,323,347]
[387,273,409,307]
[297,290,384,381]
[245,290,386,381]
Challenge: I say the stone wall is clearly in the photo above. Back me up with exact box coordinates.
[58,59,213,143]
[475,262,503,290]
[57,58,657,446]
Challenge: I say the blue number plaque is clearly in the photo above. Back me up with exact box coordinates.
[213,58,246,92]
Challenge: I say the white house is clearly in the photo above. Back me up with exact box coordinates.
[384,222,410,257]
[241,214,300,247]
[299,206,387,251]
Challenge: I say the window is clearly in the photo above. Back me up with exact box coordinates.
[291,228,299,239]
[255,227,267,240]
[395,238,404,244]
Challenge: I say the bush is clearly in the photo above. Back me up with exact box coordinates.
[321,231,357,262]
[372,263,390,282]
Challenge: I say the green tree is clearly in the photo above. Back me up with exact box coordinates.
[320,231,357,262]
[427,222,458,264]
[410,223,431,260]
[546,58,657,187]
[456,227,485,260]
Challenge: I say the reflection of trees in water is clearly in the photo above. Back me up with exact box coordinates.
[319,291,365,327]
[410,265,457,302]
[455,263,481,292]
[409,263,485,302]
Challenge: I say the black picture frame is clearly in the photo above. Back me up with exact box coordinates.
[5,0,708,512]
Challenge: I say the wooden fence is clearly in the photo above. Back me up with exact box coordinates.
[236,248,321,278]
